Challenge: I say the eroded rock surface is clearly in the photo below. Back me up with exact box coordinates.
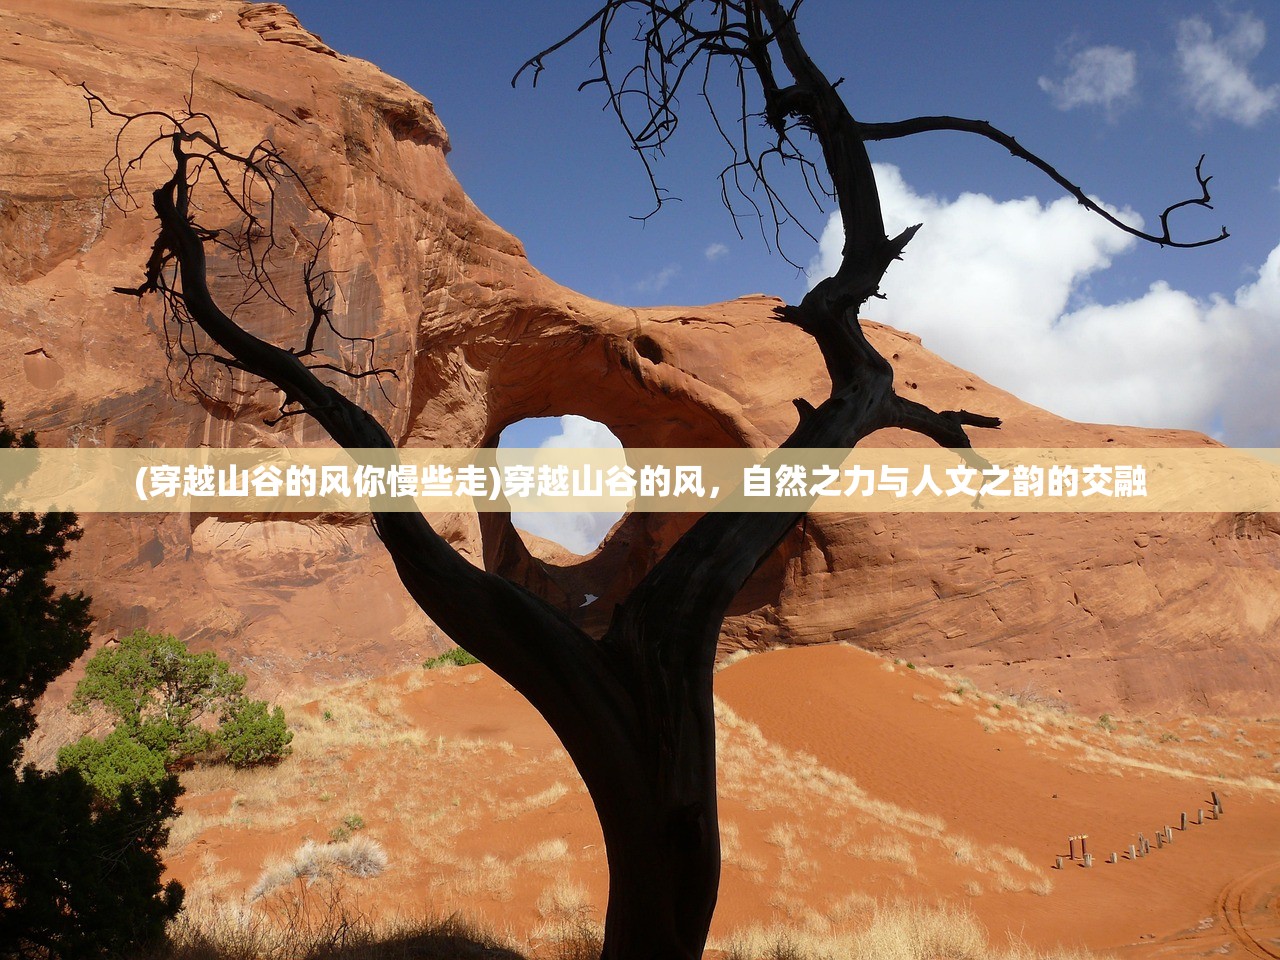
[2,0,1278,716]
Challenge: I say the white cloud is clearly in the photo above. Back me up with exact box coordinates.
[1176,12,1279,126]
[510,415,626,555]
[809,164,1280,446]
[704,242,729,261]
[535,414,623,451]
[1038,45,1137,112]
[634,264,680,294]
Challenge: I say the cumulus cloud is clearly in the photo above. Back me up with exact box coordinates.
[704,242,729,261]
[532,414,623,452]
[1038,45,1137,112]
[1176,12,1279,126]
[510,415,626,555]
[808,164,1280,445]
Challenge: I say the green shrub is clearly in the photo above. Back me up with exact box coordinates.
[216,698,293,768]
[72,629,243,756]
[69,629,291,773]
[423,647,479,669]
[56,728,170,802]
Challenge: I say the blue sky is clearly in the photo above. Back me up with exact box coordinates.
[286,1,1279,454]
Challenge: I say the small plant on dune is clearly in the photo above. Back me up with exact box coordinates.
[329,834,389,878]
[423,647,480,669]
[249,836,389,902]
[329,815,365,843]
[1097,714,1117,733]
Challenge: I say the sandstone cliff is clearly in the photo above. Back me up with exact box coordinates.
[3,0,1278,715]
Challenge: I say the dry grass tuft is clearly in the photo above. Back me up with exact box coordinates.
[520,837,570,863]
[848,837,916,872]
[447,853,516,901]
[249,837,388,902]
[717,901,1114,960]
[717,648,754,672]
[531,877,602,956]
[151,901,524,960]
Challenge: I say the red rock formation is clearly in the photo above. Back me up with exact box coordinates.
[2,0,1277,715]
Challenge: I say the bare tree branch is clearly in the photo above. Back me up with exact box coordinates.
[101,2,1228,952]
[84,84,397,408]
[858,115,1228,248]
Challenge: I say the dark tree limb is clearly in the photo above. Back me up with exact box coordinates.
[92,89,653,784]
[152,131,642,747]
[101,0,1227,954]
[858,115,1228,248]
[84,85,396,410]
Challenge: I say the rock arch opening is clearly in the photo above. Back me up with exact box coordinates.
[496,415,626,558]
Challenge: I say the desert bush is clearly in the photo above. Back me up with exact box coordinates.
[422,647,480,669]
[216,698,293,768]
[65,629,291,778]
[56,727,170,801]
[328,835,388,878]
[250,837,390,902]
[72,630,244,754]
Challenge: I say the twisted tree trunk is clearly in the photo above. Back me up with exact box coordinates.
[109,3,1030,955]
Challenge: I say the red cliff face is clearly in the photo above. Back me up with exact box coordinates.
[3,0,1278,715]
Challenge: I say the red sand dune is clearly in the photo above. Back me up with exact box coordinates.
[166,645,1280,958]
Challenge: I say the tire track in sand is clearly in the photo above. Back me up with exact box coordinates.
[1217,860,1280,960]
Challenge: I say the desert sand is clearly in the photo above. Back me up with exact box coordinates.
[3,2,1277,956]
[163,646,1280,958]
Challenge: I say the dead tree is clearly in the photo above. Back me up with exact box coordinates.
[98,3,1224,957]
